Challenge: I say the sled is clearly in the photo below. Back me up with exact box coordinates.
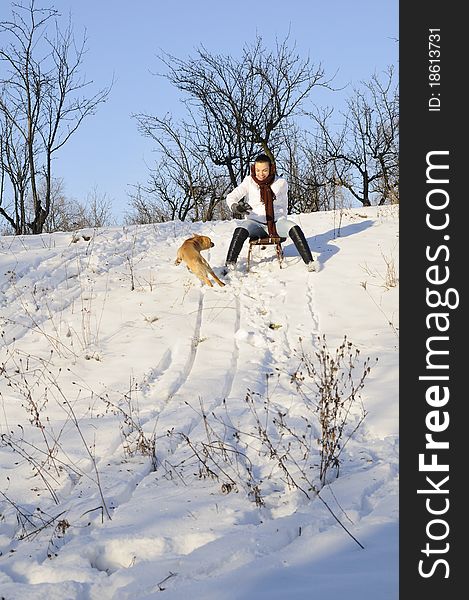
[246,236,285,272]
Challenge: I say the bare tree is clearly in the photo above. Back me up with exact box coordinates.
[127,165,185,223]
[152,35,331,184]
[312,67,398,207]
[80,187,114,228]
[242,37,330,163]
[135,115,209,221]
[41,179,114,232]
[124,183,170,225]
[132,36,331,222]
[0,0,110,234]
[133,113,233,222]
[365,66,399,204]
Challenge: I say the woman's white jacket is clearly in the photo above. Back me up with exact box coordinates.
[225,175,288,224]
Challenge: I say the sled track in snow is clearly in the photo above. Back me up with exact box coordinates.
[80,260,321,515]
[165,289,205,403]
[55,289,208,519]
[217,291,241,401]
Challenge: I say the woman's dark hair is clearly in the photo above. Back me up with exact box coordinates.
[254,153,272,164]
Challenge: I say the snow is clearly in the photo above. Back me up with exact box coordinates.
[0,205,399,599]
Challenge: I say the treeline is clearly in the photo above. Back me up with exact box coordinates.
[1,1,398,235]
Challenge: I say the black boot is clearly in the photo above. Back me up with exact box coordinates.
[223,227,249,272]
[289,225,316,269]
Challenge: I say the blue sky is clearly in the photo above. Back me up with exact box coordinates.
[0,0,398,222]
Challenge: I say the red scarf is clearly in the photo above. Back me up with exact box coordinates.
[250,163,279,237]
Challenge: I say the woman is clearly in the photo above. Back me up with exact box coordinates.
[223,154,316,272]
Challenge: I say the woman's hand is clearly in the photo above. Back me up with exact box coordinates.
[231,200,252,218]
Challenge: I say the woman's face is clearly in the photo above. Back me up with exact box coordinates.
[254,162,271,181]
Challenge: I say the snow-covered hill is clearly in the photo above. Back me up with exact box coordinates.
[0,205,399,599]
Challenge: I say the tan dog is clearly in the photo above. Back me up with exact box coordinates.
[175,235,225,287]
